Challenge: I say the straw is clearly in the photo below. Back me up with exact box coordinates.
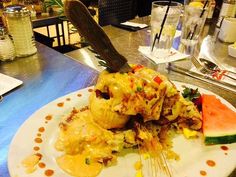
[188,0,209,40]
[151,33,158,51]
[151,0,172,51]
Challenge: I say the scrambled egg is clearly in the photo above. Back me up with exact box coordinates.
[183,128,198,139]
[94,68,167,123]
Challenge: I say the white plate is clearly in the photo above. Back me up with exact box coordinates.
[0,73,23,95]
[8,82,236,177]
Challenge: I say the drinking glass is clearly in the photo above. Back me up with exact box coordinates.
[150,1,182,59]
[179,0,209,55]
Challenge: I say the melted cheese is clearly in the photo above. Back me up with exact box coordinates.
[55,110,114,155]
[94,69,168,121]
[57,153,103,177]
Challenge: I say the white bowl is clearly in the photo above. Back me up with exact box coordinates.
[228,44,236,58]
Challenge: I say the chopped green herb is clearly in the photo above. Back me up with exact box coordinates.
[137,86,142,92]
[182,87,201,101]
[85,158,90,165]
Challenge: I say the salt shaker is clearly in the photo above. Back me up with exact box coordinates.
[0,27,15,61]
[3,5,37,57]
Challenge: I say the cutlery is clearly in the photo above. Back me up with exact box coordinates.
[167,64,236,92]
[136,123,172,177]
[193,57,236,81]
[64,0,132,73]
[199,58,236,76]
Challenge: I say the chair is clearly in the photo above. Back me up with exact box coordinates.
[137,0,153,17]
[34,31,54,47]
[98,0,137,26]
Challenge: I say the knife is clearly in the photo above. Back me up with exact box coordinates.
[64,0,132,73]
[167,64,236,92]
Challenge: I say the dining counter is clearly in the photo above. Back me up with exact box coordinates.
[0,17,236,177]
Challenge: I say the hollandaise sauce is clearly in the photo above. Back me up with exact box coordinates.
[57,153,103,177]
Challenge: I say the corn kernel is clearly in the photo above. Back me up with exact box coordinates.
[134,161,142,170]
[183,128,197,139]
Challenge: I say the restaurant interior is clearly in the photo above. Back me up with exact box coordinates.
[0,0,236,177]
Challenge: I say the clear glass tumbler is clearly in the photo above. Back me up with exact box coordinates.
[150,1,182,59]
[179,0,209,55]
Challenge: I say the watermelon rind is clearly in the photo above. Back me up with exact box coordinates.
[205,135,236,145]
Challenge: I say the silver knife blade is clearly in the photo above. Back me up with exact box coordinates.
[167,64,236,92]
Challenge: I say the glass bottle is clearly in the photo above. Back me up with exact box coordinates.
[207,0,216,21]
[214,0,236,39]
[0,27,15,61]
[217,0,236,27]
[3,5,37,57]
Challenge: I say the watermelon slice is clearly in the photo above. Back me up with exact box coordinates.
[202,94,236,145]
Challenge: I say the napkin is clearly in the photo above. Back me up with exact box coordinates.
[0,73,23,95]
[138,46,190,64]
[120,21,148,29]
[113,22,148,31]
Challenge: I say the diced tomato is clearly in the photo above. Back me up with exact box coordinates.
[153,76,163,84]
[132,64,144,72]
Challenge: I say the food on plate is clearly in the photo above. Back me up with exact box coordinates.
[202,94,236,145]
[54,65,203,176]
[182,87,202,110]
[21,154,40,174]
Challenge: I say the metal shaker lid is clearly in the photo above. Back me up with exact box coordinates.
[3,5,30,17]
[0,27,7,37]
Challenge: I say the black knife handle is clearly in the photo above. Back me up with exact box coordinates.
[64,0,130,72]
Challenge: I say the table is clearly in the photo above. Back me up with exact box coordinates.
[0,42,98,177]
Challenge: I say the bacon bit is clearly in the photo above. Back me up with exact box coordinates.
[132,64,144,72]
[65,107,79,123]
[59,122,67,131]
[80,106,89,112]
[153,76,163,84]
[130,78,135,89]
[211,70,227,80]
